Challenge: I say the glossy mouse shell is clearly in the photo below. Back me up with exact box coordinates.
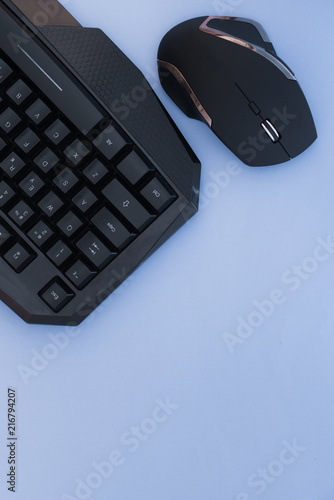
[158,17,317,167]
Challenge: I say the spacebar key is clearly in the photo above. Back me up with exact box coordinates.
[102,179,155,231]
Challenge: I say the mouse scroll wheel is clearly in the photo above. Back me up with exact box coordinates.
[261,120,280,143]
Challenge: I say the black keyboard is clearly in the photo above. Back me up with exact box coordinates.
[0,0,200,325]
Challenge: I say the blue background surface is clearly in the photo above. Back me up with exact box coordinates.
[1,0,334,499]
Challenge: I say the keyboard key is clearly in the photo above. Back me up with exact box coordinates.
[15,128,40,153]
[45,119,70,145]
[0,59,13,83]
[0,108,21,132]
[47,241,72,267]
[19,172,44,198]
[35,148,60,173]
[53,167,79,193]
[83,159,108,185]
[0,137,6,152]
[0,181,15,207]
[40,279,75,312]
[57,212,83,237]
[73,187,98,213]
[77,232,116,269]
[7,80,32,104]
[64,139,90,166]
[38,192,64,217]
[0,223,11,247]
[4,242,35,272]
[117,152,152,184]
[26,99,51,124]
[8,201,34,227]
[28,221,54,247]
[0,153,25,178]
[92,208,134,250]
[102,179,154,231]
[66,261,96,289]
[141,178,176,212]
[93,125,129,160]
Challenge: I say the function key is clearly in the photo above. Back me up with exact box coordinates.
[4,242,35,273]
[54,167,79,193]
[102,179,154,231]
[57,212,83,237]
[66,260,96,289]
[45,119,70,145]
[19,172,44,198]
[117,152,153,184]
[28,221,54,248]
[73,187,98,213]
[47,240,72,267]
[0,137,7,152]
[76,232,116,269]
[64,139,90,166]
[0,153,25,178]
[38,191,64,217]
[40,279,75,312]
[0,223,11,248]
[93,125,129,160]
[0,60,13,84]
[0,108,21,132]
[15,128,40,153]
[26,99,51,124]
[34,148,60,174]
[92,208,134,250]
[8,201,34,227]
[83,159,108,185]
[0,181,15,207]
[6,80,32,105]
[141,178,176,212]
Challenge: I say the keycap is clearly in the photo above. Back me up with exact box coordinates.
[83,159,108,185]
[73,187,98,213]
[53,168,79,193]
[64,139,90,166]
[77,232,116,269]
[7,80,32,104]
[102,179,154,231]
[0,153,25,178]
[15,128,40,153]
[38,192,64,217]
[0,59,13,83]
[40,279,75,312]
[57,212,83,237]
[47,241,72,267]
[8,201,34,227]
[45,119,70,145]
[4,243,34,273]
[19,172,44,198]
[92,208,134,250]
[35,148,60,173]
[28,221,54,247]
[0,137,6,152]
[117,152,152,184]
[0,181,15,207]
[93,125,129,160]
[26,99,51,124]
[0,108,21,132]
[66,260,96,289]
[0,223,11,247]
[141,178,175,212]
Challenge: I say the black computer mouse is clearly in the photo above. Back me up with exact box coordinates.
[158,16,317,167]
